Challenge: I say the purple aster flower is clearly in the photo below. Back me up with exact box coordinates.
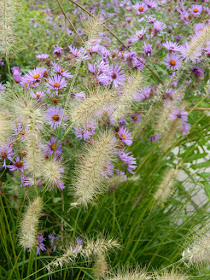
[150,134,160,142]
[143,42,153,57]
[189,5,203,16]
[163,41,181,52]
[30,91,45,101]
[53,45,63,56]
[47,75,67,91]
[169,108,188,122]
[23,67,45,83]
[74,121,96,140]
[11,66,22,83]
[21,175,33,187]
[36,54,49,60]
[36,235,46,255]
[145,0,157,8]
[133,28,147,41]
[116,169,127,182]
[146,15,156,23]
[153,21,166,33]
[180,122,190,135]
[194,23,206,34]
[204,42,210,57]
[48,233,59,252]
[47,137,62,157]
[45,106,64,129]
[134,87,151,101]
[176,35,183,42]
[71,91,86,100]
[110,64,126,88]
[0,144,14,168]
[8,156,24,172]
[164,53,183,70]
[76,237,83,245]
[132,2,148,14]
[118,127,133,146]
[163,88,174,100]
[0,83,6,92]
[101,161,114,179]
[52,63,73,79]
[69,45,90,60]
[118,149,137,174]
[130,113,142,123]
[192,66,204,78]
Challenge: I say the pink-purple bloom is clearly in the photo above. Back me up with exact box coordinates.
[164,53,183,70]
[52,63,73,79]
[118,127,133,146]
[169,108,188,122]
[8,156,24,172]
[110,64,126,88]
[0,144,14,168]
[133,2,148,14]
[118,149,137,174]
[36,54,49,60]
[163,41,181,52]
[47,75,67,91]
[45,106,64,129]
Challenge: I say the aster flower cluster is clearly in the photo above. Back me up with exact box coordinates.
[0,0,209,279]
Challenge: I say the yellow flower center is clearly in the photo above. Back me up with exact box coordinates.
[15,161,22,168]
[170,60,176,66]
[52,115,60,121]
[121,134,126,140]
[193,8,198,13]
[54,82,60,88]
[138,7,144,12]
[1,152,7,158]
[33,74,40,79]
[51,144,56,150]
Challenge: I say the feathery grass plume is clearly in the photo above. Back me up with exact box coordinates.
[24,133,44,177]
[0,0,18,55]
[112,73,143,122]
[70,88,116,126]
[42,159,65,190]
[185,25,210,60]
[182,225,210,267]
[154,168,177,205]
[92,253,108,279]
[71,130,117,207]
[0,111,12,145]
[155,270,187,280]
[105,268,150,280]
[11,95,45,176]
[160,118,181,153]
[84,16,103,42]
[47,236,120,270]
[19,197,42,249]
[12,96,44,132]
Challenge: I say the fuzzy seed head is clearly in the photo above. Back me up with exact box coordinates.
[92,253,108,279]
[186,25,210,60]
[113,73,143,121]
[42,159,65,190]
[70,89,116,126]
[19,197,42,249]
[155,270,187,280]
[182,228,210,266]
[154,168,177,204]
[71,131,117,207]
[0,111,12,145]
[105,268,150,280]
[84,17,103,41]
[0,0,18,55]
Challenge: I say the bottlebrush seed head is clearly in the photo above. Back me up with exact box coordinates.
[186,25,210,60]
[154,168,177,205]
[42,159,65,190]
[70,88,116,126]
[71,130,117,207]
[155,270,187,280]
[19,197,42,249]
[0,111,12,145]
[182,225,210,267]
